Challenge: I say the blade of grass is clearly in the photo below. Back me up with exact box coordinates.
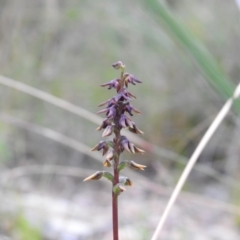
[144,0,240,111]
[151,82,240,240]
[0,75,102,125]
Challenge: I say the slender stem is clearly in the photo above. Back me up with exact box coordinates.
[151,83,240,240]
[112,66,125,240]
[112,128,120,240]
[112,163,119,240]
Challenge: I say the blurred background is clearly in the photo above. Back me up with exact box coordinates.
[0,0,240,239]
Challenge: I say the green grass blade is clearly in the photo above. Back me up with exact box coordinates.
[144,0,238,105]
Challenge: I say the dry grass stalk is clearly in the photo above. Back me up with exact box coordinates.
[151,83,240,240]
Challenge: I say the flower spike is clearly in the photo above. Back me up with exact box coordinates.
[84,61,146,239]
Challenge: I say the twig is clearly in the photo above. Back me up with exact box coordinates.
[151,82,240,240]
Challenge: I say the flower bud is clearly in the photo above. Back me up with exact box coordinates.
[103,159,112,167]
[106,150,114,161]
[98,98,117,108]
[113,183,126,195]
[102,125,114,137]
[129,160,146,171]
[118,160,146,171]
[83,171,113,183]
[134,146,145,154]
[120,136,145,154]
[124,103,141,116]
[101,79,120,90]
[119,176,133,186]
[112,61,124,70]
[91,141,109,156]
[96,118,112,131]
[119,114,134,128]
[128,124,144,135]
[123,73,142,86]
[83,171,104,181]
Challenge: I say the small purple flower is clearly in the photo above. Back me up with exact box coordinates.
[91,140,109,156]
[101,79,121,90]
[107,107,116,118]
[119,114,134,128]
[128,122,144,135]
[124,103,141,116]
[98,98,117,108]
[120,136,145,154]
[122,89,136,99]
[114,92,131,102]
[114,89,136,102]
[123,73,142,87]
[97,106,116,119]
[96,118,112,131]
[102,125,114,137]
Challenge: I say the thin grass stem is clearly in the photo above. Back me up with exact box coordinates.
[151,82,240,240]
[0,113,102,162]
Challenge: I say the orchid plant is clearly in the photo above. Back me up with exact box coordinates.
[84,61,146,240]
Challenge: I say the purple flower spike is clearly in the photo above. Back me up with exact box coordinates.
[85,61,146,225]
